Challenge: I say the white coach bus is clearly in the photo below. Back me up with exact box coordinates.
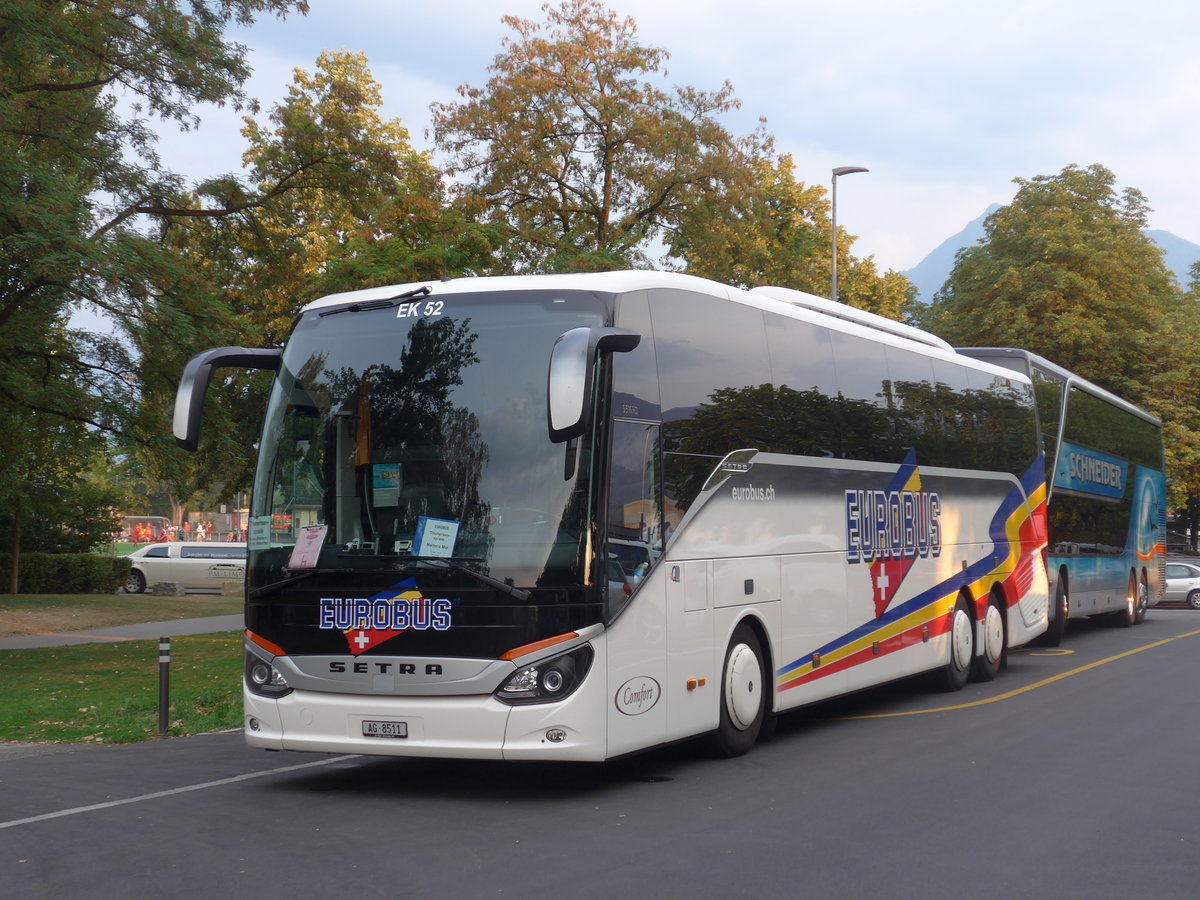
[174,271,1049,761]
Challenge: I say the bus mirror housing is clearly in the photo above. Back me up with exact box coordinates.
[547,327,640,443]
[174,347,282,452]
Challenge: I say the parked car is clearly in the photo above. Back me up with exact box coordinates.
[606,557,632,603]
[1164,561,1200,609]
[125,541,247,594]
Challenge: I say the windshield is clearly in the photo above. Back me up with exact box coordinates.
[249,289,609,606]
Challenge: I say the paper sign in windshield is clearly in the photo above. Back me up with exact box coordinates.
[288,524,328,569]
[413,516,459,557]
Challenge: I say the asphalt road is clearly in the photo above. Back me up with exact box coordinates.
[3,610,1199,899]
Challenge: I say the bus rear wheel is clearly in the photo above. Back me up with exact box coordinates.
[1038,580,1068,647]
[1112,574,1139,628]
[936,595,974,692]
[970,594,1005,683]
[1136,574,1149,624]
[711,623,767,757]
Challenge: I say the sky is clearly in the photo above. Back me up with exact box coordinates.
[150,0,1200,274]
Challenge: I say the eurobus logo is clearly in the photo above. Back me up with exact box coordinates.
[844,453,942,619]
[318,578,452,655]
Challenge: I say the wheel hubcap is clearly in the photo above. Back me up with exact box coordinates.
[951,608,973,670]
[983,604,1004,664]
[725,643,760,731]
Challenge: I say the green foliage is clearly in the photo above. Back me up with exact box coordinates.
[0,553,129,594]
[431,0,756,272]
[133,50,496,499]
[920,163,1200,507]
[667,152,915,319]
[921,164,1178,399]
[0,0,309,436]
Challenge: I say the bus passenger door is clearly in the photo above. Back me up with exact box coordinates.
[665,560,715,741]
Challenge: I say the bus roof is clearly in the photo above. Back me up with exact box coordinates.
[300,271,1011,377]
[956,347,1160,426]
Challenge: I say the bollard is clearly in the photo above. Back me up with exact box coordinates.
[158,636,171,736]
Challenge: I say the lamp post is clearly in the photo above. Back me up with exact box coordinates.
[831,166,868,303]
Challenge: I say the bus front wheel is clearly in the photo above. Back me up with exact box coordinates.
[711,623,767,757]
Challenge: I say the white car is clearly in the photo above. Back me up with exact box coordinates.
[1164,561,1200,609]
[125,541,247,594]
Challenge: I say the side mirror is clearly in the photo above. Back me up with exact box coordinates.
[174,347,282,452]
[547,327,640,443]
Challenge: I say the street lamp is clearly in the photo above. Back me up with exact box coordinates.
[831,165,868,303]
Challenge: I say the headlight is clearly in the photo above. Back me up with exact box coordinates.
[495,645,593,705]
[245,652,292,698]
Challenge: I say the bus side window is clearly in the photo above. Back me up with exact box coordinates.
[612,291,661,420]
[764,316,840,458]
[607,421,664,560]
[829,330,894,462]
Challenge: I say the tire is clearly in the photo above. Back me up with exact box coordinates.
[936,594,974,692]
[1188,590,1200,611]
[710,623,767,757]
[1112,573,1138,628]
[1135,575,1149,624]
[971,594,1005,683]
[126,569,146,594]
[1037,579,1068,647]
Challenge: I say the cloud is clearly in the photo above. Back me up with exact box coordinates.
[138,0,1200,271]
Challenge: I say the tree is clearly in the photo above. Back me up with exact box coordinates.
[920,163,1200,515]
[431,0,759,272]
[0,404,125,591]
[667,151,917,320]
[126,51,496,504]
[0,1,309,441]
[921,164,1179,401]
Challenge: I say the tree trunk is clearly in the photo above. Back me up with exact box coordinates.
[8,499,21,594]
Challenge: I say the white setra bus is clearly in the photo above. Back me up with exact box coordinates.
[174,271,1049,760]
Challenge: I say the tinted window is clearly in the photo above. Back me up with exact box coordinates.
[652,289,771,447]
[206,545,247,559]
[968,368,1039,476]
[612,291,660,420]
[652,290,771,517]
[764,316,840,457]
[829,330,894,462]
[1063,387,1162,470]
[1031,365,1065,475]
[885,346,936,464]
[146,547,169,558]
[927,358,979,469]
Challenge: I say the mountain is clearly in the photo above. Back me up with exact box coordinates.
[903,205,998,304]
[904,209,1200,303]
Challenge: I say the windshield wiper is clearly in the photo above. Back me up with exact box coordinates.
[402,555,531,602]
[249,565,414,601]
[318,285,432,317]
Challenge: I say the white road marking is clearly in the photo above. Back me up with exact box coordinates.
[0,754,359,830]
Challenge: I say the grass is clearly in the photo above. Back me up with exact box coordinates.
[0,632,244,744]
[0,592,243,637]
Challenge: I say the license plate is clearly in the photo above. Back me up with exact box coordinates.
[362,720,408,739]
